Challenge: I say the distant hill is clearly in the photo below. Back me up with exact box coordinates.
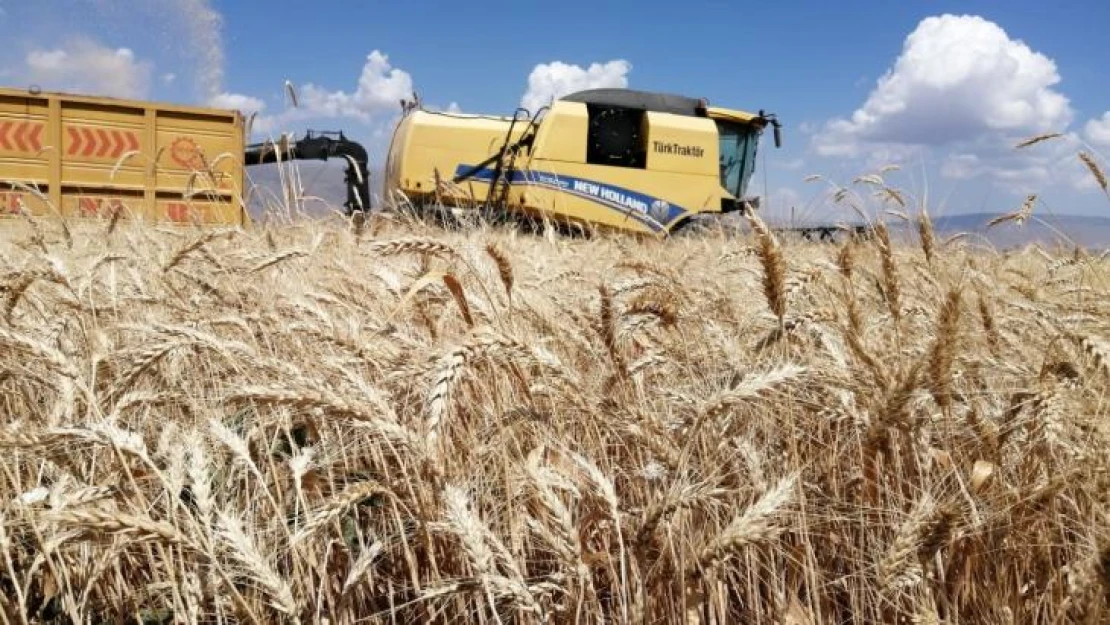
[244,161,372,220]
[762,211,1110,251]
[903,212,1110,251]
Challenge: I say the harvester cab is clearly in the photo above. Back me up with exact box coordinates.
[383,87,782,236]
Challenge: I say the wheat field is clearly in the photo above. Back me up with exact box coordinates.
[0,199,1108,624]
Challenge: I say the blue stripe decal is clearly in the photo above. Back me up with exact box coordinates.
[453,164,689,231]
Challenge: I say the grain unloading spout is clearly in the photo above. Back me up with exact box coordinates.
[244,130,372,214]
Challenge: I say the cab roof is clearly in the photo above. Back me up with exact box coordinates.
[559,88,703,116]
[558,88,761,123]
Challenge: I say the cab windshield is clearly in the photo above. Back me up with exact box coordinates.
[716,120,760,198]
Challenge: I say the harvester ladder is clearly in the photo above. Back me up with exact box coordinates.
[483,108,530,218]
[490,144,520,211]
[452,106,547,223]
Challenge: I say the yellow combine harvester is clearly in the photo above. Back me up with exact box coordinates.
[384,88,782,236]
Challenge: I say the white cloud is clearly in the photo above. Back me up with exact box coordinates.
[814,14,1072,158]
[208,92,266,114]
[298,50,413,121]
[1085,112,1110,148]
[23,37,153,99]
[254,50,412,134]
[162,72,177,85]
[520,59,631,112]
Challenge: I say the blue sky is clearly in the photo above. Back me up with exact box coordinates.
[2,1,1109,223]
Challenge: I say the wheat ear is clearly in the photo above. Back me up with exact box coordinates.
[695,474,797,574]
[746,211,787,325]
[926,288,962,412]
[1079,152,1107,193]
[485,243,514,298]
[917,210,936,265]
[874,221,901,324]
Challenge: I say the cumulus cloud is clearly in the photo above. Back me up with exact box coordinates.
[208,92,266,114]
[254,50,413,135]
[520,59,631,112]
[297,50,413,121]
[814,14,1072,157]
[23,37,154,99]
[1085,112,1110,147]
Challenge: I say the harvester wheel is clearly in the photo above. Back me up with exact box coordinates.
[669,213,745,238]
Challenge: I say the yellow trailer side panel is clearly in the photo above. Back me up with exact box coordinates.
[0,188,233,225]
[0,188,50,216]
[0,93,50,182]
[155,111,242,194]
[0,86,247,226]
[60,192,145,220]
[60,101,147,190]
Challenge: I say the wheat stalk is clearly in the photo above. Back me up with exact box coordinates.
[695,474,797,573]
[879,495,957,593]
[988,194,1038,228]
[215,509,301,621]
[485,243,514,298]
[874,221,902,324]
[1015,132,1064,148]
[1078,152,1108,194]
[746,211,787,325]
[42,507,199,551]
[366,237,459,259]
[293,480,393,544]
[917,210,936,265]
[926,288,962,412]
[0,190,1105,624]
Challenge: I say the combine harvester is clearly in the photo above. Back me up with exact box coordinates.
[386,88,870,240]
[386,88,781,237]
[0,83,862,240]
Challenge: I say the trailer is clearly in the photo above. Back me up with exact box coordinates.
[0,86,253,225]
[0,86,373,226]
